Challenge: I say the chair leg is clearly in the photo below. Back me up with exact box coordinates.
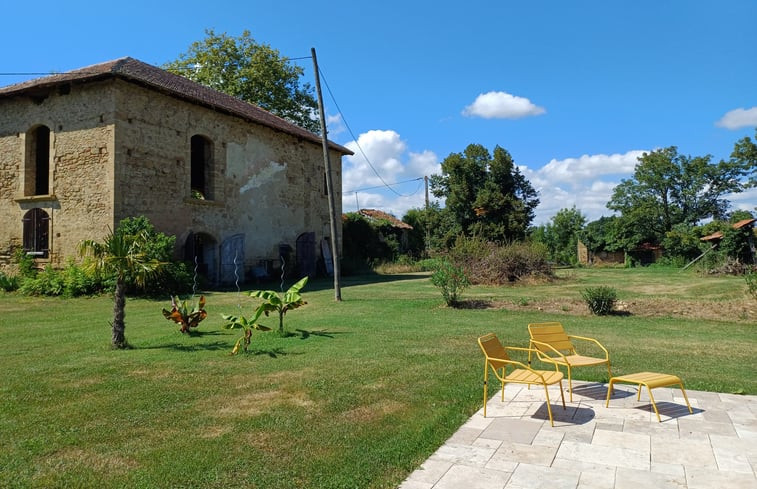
[647,386,661,422]
[543,384,555,427]
[483,363,489,418]
[558,379,566,409]
[678,382,693,414]
[605,379,615,407]
[501,368,506,401]
[567,365,573,402]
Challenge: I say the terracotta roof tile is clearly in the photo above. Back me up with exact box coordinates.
[359,209,413,229]
[0,57,352,155]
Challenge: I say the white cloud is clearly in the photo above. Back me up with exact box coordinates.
[340,140,653,226]
[341,130,440,218]
[716,107,757,130]
[326,113,346,136]
[523,150,646,225]
[462,91,546,119]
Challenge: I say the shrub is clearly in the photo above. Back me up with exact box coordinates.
[19,265,65,296]
[746,268,757,300]
[116,216,193,295]
[430,259,469,307]
[0,271,19,292]
[581,286,617,315]
[448,237,553,285]
[13,249,38,278]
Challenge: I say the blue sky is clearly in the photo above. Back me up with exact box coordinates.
[3,0,755,225]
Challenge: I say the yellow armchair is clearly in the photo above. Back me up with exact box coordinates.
[478,333,565,426]
[527,322,611,402]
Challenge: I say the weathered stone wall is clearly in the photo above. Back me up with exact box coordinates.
[0,82,115,270]
[0,77,343,280]
[111,79,342,281]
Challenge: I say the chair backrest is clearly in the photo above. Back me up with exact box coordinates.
[478,333,509,370]
[528,322,575,355]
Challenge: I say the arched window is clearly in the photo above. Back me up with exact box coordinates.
[190,135,213,200]
[22,208,50,258]
[26,125,51,196]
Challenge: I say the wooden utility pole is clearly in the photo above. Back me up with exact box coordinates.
[311,47,342,301]
[424,176,430,255]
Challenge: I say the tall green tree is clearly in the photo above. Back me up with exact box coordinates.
[79,226,164,348]
[731,128,757,188]
[164,29,319,133]
[402,204,461,255]
[532,206,586,265]
[607,146,749,245]
[430,144,539,243]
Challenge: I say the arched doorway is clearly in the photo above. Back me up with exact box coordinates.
[184,232,218,284]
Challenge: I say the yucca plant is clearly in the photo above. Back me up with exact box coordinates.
[581,285,617,315]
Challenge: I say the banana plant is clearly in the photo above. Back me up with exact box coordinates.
[248,276,308,336]
[162,295,207,334]
[221,309,272,355]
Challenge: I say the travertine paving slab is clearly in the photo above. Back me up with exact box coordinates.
[614,467,686,489]
[433,464,511,489]
[398,382,757,489]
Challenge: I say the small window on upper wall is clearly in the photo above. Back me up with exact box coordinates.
[22,208,50,258]
[190,135,214,200]
[25,125,51,196]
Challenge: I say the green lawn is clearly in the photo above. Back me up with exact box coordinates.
[0,268,754,488]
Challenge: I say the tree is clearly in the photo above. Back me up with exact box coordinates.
[79,225,164,348]
[430,144,539,243]
[607,146,749,245]
[532,206,586,265]
[164,29,319,133]
[402,204,461,255]
[731,128,757,188]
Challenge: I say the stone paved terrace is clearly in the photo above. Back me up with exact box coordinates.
[399,381,757,489]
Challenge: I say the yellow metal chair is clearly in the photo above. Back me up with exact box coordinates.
[527,322,611,402]
[478,333,566,426]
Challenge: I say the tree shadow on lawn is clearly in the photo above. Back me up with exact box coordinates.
[294,328,350,340]
[139,340,231,352]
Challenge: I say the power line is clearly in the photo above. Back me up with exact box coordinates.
[345,177,424,194]
[317,66,416,198]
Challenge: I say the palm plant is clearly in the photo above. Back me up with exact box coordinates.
[79,227,163,348]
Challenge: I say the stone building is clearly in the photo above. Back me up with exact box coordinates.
[0,57,351,283]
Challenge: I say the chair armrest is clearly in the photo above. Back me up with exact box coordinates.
[567,334,609,359]
[504,346,562,374]
[527,339,569,362]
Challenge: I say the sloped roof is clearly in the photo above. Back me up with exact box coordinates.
[700,218,755,241]
[0,57,352,155]
[359,209,413,229]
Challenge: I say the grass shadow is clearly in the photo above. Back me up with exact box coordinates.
[245,347,290,358]
[140,340,231,352]
[294,328,348,340]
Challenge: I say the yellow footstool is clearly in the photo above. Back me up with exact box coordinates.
[605,372,693,422]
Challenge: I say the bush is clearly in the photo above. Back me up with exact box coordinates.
[19,265,65,296]
[0,271,19,292]
[116,216,193,295]
[430,259,470,307]
[448,237,553,285]
[581,286,617,315]
[746,268,757,300]
[13,249,38,278]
